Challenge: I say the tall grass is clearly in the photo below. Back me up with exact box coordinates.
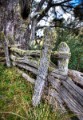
[0,64,72,120]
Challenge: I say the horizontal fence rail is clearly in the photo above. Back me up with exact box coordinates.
[9,41,83,120]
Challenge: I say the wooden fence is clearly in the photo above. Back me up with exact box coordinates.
[9,41,83,120]
[0,28,83,120]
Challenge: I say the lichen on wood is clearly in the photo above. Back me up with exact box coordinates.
[10,47,40,56]
[57,42,71,75]
[32,27,55,106]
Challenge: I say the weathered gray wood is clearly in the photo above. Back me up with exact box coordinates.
[48,88,66,112]
[57,42,70,75]
[10,55,55,73]
[17,69,35,84]
[65,77,83,97]
[13,62,38,75]
[50,69,83,91]
[48,75,83,120]
[60,86,83,120]
[9,39,83,120]
[48,76,83,119]
[10,48,40,56]
[10,47,71,58]
[52,69,68,76]
[32,28,55,106]
[10,54,39,69]
[48,75,61,90]
[50,72,67,80]
[68,69,83,87]
[31,18,37,41]
[62,77,83,107]
[3,37,11,67]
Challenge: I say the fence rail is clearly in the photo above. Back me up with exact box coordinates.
[9,42,83,120]
[0,26,83,120]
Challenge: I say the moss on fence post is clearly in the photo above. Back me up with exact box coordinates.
[57,42,71,75]
[32,28,56,106]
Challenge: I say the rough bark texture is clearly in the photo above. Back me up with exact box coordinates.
[13,62,38,75]
[10,47,40,56]
[17,68,35,84]
[10,54,39,69]
[32,28,55,106]
[10,41,83,120]
[68,69,83,87]
[31,18,37,41]
[47,72,83,120]
[3,37,11,67]
[10,47,71,58]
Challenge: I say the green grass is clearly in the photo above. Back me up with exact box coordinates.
[0,64,72,120]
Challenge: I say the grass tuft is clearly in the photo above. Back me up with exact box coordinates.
[0,64,73,120]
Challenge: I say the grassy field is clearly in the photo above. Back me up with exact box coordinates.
[0,64,73,120]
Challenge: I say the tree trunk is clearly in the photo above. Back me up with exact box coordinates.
[23,25,31,50]
[3,35,11,67]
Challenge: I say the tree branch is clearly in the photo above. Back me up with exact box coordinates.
[37,0,72,22]
[37,0,52,22]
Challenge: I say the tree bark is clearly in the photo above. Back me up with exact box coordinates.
[3,37,11,67]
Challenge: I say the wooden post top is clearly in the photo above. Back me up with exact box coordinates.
[57,42,71,75]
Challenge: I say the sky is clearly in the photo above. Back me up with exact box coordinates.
[35,0,75,23]
[35,0,82,36]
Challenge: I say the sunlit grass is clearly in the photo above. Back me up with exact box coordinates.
[0,64,72,120]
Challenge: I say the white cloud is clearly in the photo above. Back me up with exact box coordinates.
[55,6,64,18]
[36,29,44,37]
[63,12,75,23]
[38,19,49,26]
[34,0,40,2]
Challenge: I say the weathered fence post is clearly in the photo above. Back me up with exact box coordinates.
[0,32,11,67]
[57,42,71,75]
[32,28,55,106]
